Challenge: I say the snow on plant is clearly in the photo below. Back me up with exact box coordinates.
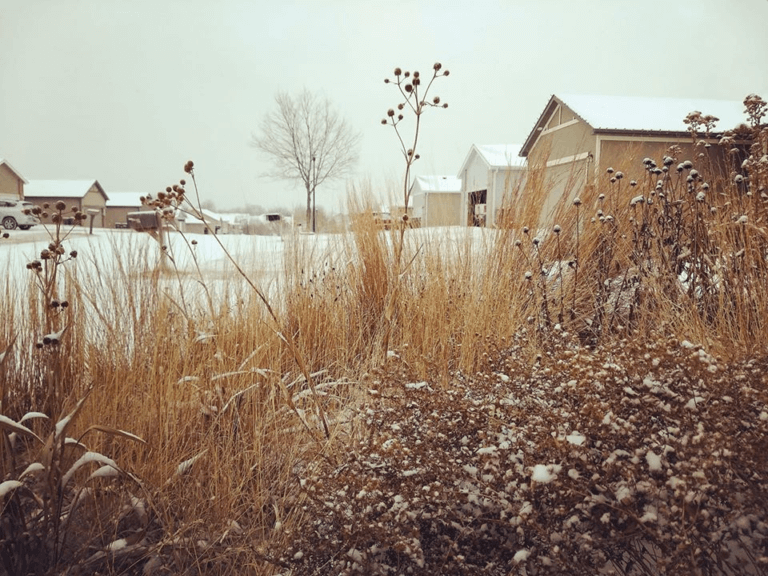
[284,332,768,575]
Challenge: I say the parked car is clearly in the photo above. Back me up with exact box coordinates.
[372,211,392,230]
[0,199,41,230]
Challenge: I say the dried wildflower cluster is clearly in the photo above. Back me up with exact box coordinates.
[285,333,768,575]
[381,63,450,226]
[140,173,188,222]
[24,200,89,226]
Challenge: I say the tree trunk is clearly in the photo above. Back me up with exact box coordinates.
[306,184,312,229]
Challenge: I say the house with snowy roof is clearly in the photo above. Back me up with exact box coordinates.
[409,175,462,227]
[457,144,527,227]
[24,180,109,228]
[0,158,27,201]
[105,192,153,228]
[520,94,747,221]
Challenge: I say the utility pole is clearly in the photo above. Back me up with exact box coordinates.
[311,156,317,233]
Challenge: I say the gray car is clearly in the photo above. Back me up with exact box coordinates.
[0,199,41,230]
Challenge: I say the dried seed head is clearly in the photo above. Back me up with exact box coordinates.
[70,250,78,258]
[607,167,614,174]
[384,78,389,84]
[51,213,61,224]
[413,71,420,78]
[573,197,582,206]
[630,180,637,187]
[553,224,561,233]
[433,96,440,104]
[191,239,198,245]
[387,109,395,117]
[381,119,387,125]
[443,70,450,76]
[523,226,529,234]
[433,62,442,71]
[525,271,533,280]
[683,160,693,169]
[405,84,412,93]
[397,103,404,110]
[598,194,605,201]
[398,114,403,120]
[394,67,402,76]
[43,203,50,209]
[61,300,69,308]
[55,201,66,211]
[442,103,448,108]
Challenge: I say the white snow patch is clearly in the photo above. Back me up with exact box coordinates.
[513,549,530,563]
[645,450,662,472]
[566,432,586,446]
[532,464,560,484]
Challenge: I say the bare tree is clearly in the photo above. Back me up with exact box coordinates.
[251,90,361,231]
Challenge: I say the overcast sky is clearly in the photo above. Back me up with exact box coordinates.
[1,0,767,215]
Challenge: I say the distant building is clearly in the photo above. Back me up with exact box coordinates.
[410,175,462,227]
[105,192,151,228]
[0,158,27,201]
[24,180,109,227]
[520,94,746,222]
[457,144,527,227]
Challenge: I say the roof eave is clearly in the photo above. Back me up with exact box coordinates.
[520,96,560,157]
[0,159,29,184]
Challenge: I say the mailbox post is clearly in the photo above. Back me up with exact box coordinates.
[87,208,100,235]
[127,210,168,268]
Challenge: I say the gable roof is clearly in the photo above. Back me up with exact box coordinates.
[521,94,747,156]
[412,175,462,194]
[25,180,109,201]
[458,144,526,176]
[0,158,28,183]
[106,191,145,207]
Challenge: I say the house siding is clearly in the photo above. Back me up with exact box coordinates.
[416,193,461,227]
[82,184,107,227]
[0,165,23,199]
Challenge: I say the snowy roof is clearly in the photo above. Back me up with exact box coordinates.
[475,144,526,168]
[458,144,526,176]
[559,94,746,133]
[521,94,747,156]
[25,179,108,200]
[0,158,28,183]
[412,175,462,194]
[106,192,145,207]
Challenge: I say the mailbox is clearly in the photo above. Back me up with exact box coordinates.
[127,211,160,231]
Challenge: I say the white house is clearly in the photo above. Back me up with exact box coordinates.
[457,144,527,227]
[410,175,462,227]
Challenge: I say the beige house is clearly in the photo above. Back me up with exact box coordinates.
[457,144,527,227]
[520,94,746,222]
[24,180,109,228]
[105,192,152,228]
[0,158,27,200]
[410,175,462,227]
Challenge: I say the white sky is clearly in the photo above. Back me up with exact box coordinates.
[1,0,767,214]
